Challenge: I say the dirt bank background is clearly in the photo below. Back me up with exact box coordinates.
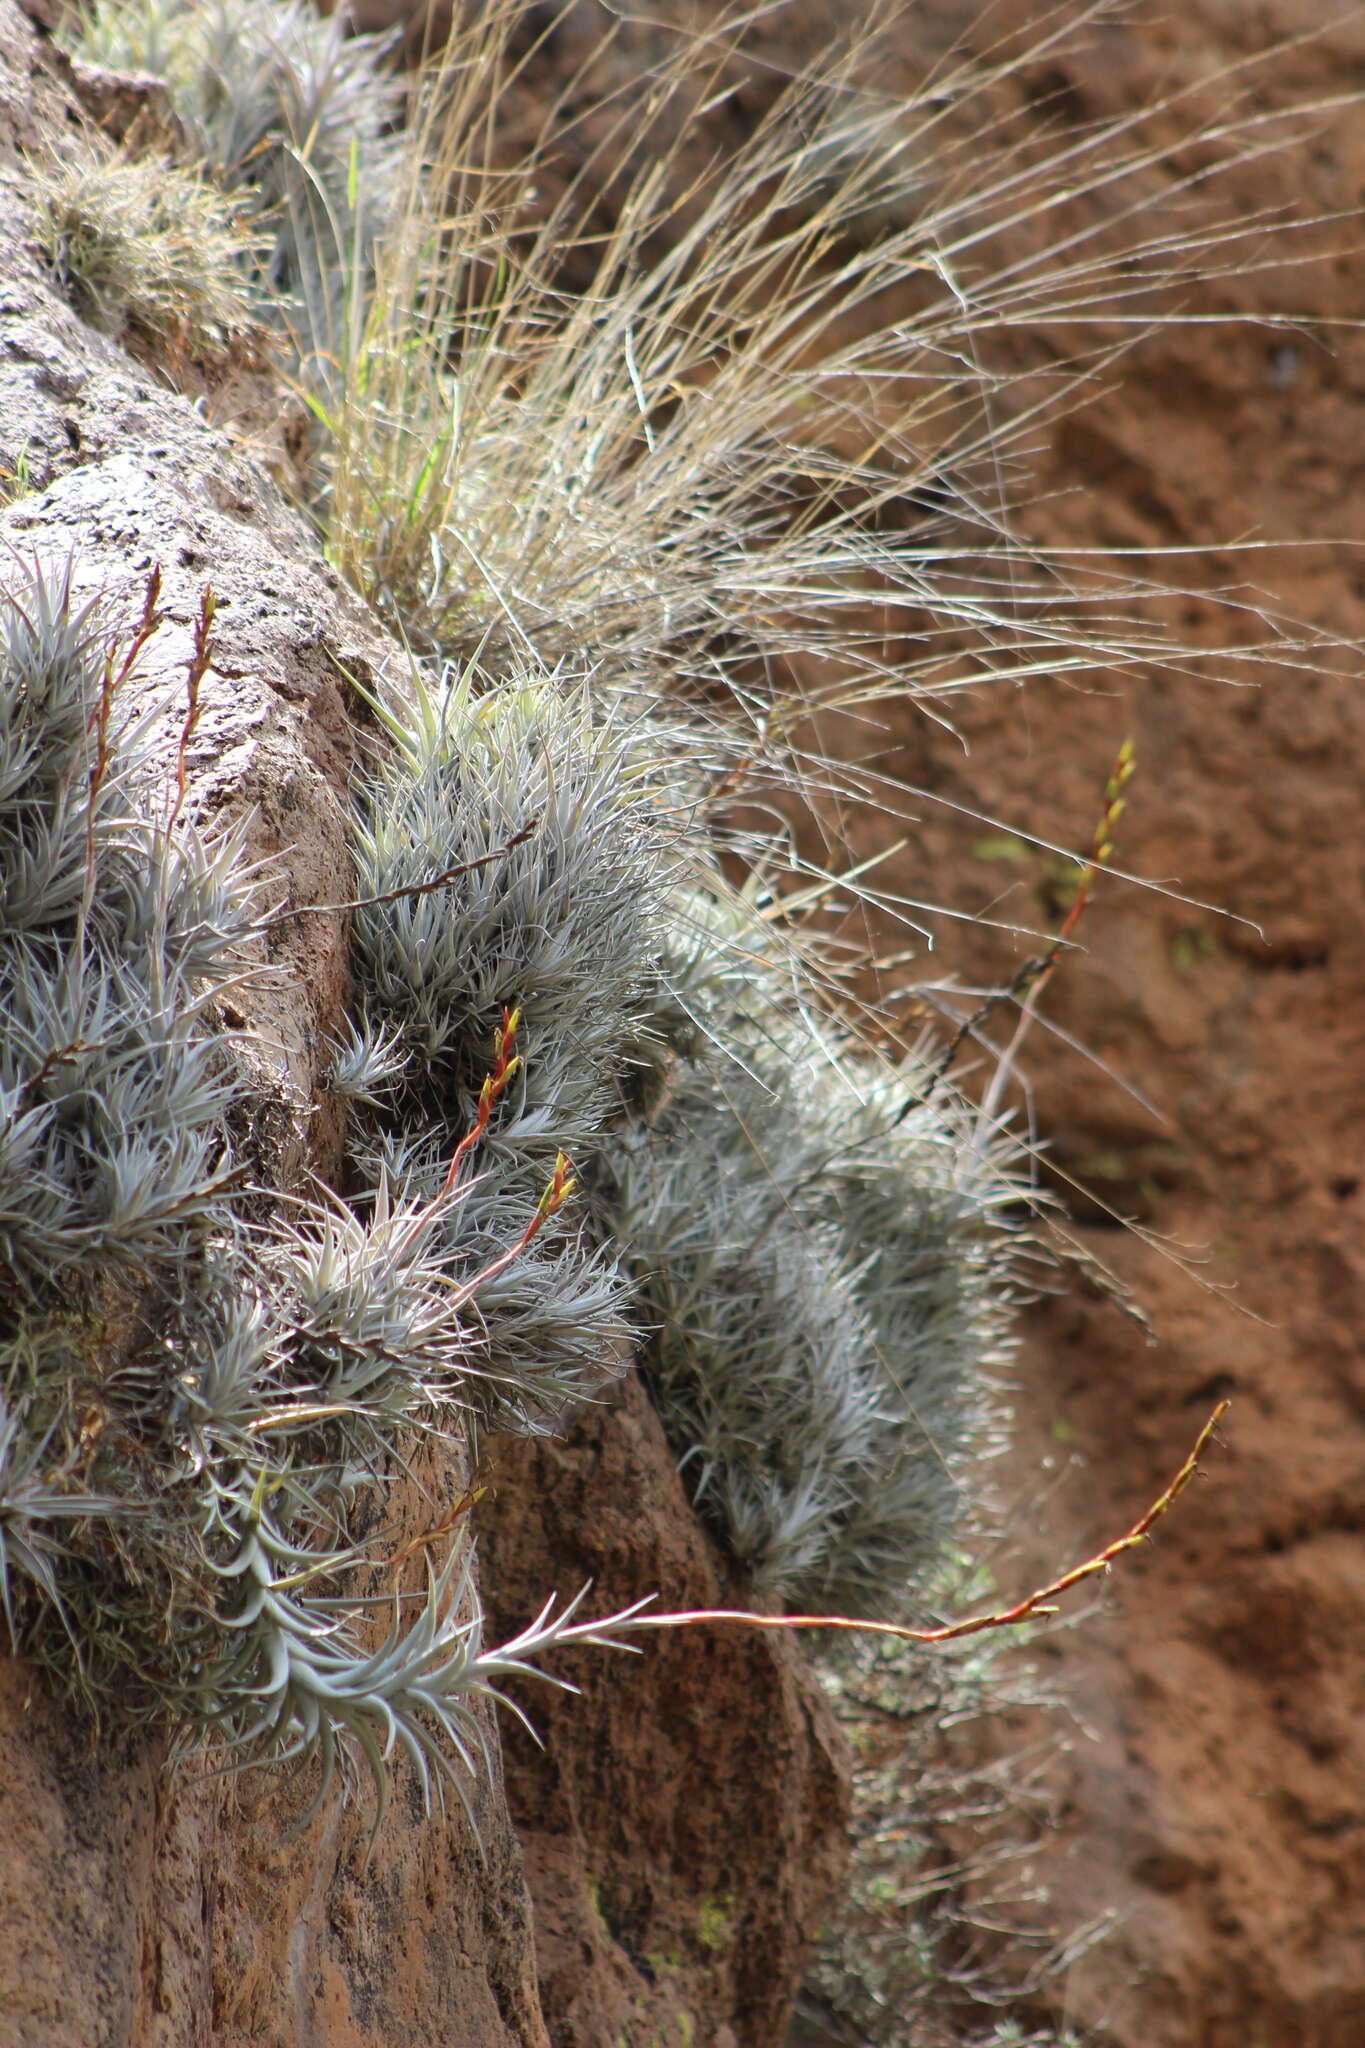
[839,6,1365,2042]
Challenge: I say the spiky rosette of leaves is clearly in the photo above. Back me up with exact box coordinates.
[261,1184,479,1427]
[341,1111,634,1436]
[191,1494,649,1828]
[0,559,130,924]
[0,566,266,1290]
[339,658,676,1428]
[442,1233,631,1434]
[350,660,672,1121]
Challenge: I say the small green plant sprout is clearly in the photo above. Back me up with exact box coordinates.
[0,443,39,507]
[28,139,262,365]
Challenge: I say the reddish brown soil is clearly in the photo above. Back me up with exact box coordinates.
[819,7,1365,2043]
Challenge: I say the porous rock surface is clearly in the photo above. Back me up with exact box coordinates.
[479,1377,850,2048]
[0,5,848,2044]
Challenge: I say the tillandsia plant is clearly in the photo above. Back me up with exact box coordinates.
[0,558,657,1810]
[0,546,1224,1875]
[328,636,1027,1617]
[601,871,1026,1620]
[21,0,1257,1941]
[336,654,678,1431]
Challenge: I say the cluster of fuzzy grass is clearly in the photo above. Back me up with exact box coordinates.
[28,142,262,362]
[0,561,644,1809]
[67,0,404,371]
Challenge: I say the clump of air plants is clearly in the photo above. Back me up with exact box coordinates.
[337,655,678,1432]
[67,0,404,369]
[5,13,1249,1955]
[0,556,269,1703]
[28,140,263,363]
[0,562,258,1291]
[604,869,1025,1619]
[330,642,1026,1620]
[0,556,649,1804]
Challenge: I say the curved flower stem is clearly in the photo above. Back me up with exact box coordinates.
[619,1398,1228,1649]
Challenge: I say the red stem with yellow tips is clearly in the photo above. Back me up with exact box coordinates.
[439,1006,522,1199]
[450,1151,575,1308]
[168,584,216,835]
[625,1399,1228,1648]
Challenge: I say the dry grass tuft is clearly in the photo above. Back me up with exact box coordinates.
[29,140,263,363]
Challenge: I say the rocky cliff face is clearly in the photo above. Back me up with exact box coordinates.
[0,4,847,2041]
[4,0,1362,2043]
[480,1379,848,2048]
